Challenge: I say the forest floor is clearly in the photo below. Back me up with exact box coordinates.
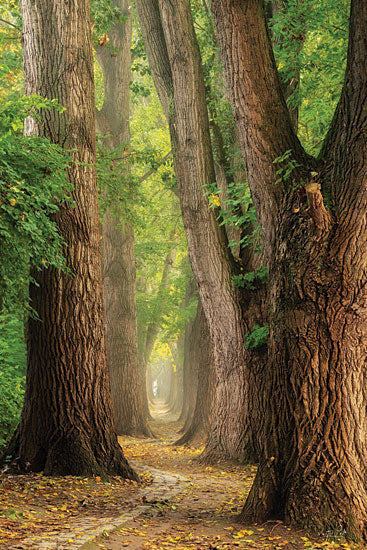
[0,405,361,550]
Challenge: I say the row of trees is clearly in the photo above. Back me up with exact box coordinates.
[1,0,367,542]
[136,0,367,538]
[0,0,192,449]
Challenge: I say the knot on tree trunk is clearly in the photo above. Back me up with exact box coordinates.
[304,181,332,234]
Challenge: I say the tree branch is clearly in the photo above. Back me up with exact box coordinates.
[139,151,172,183]
[135,0,173,118]
[0,17,21,31]
[210,0,310,256]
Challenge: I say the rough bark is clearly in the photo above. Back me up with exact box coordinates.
[175,301,215,446]
[3,0,137,479]
[211,0,367,539]
[136,0,257,463]
[96,0,152,438]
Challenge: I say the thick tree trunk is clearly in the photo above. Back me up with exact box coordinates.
[96,0,152,438]
[3,0,137,479]
[175,302,215,446]
[212,0,367,539]
[136,0,257,463]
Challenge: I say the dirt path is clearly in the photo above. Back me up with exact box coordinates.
[1,408,358,550]
[81,410,357,550]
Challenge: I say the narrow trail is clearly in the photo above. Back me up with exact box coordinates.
[2,407,355,550]
[83,405,256,550]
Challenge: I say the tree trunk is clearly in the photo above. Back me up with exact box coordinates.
[168,341,183,416]
[144,228,177,364]
[135,0,257,463]
[175,301,215,446]
[211,0,367,539]
[178,313,198,431]
[3,0,137,479]
[177,275,197,426]
[96,0,152,438]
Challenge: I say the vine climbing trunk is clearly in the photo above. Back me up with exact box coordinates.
[96,0,152,437]
[211,0,367,539]
[3,0,137,479]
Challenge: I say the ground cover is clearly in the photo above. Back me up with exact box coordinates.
[0,411,361,550]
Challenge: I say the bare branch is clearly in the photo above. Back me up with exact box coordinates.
[0,17,21,31]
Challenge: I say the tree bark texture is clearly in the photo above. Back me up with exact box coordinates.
[175,301,215,446]
[5,0,137,479]
[136,0,257,463]
[211,0,367,539]
[96,0,152,438]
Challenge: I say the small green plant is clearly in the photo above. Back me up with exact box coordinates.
[245,324,269,350]
[204,180,262,254]
[273,149,300,185]
[232,267,268,290]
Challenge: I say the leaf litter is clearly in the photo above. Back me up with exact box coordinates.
[0,415,361,550]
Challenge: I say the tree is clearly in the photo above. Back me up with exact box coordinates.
[3,0,137,479]
[175,300,215,446]
[135,0,258,463]
[211,0,367,539]
[95,0,152,438]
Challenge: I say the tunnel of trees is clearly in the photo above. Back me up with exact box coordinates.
[1,0,367,545]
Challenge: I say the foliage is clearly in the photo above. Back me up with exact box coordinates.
[206,180,260,254]
[273,149,301,186]
[130,19,152,101]
[269,0,349,154]
[232,267,269,291]
[91,0,126,39]
[0,314,25,453]
[245,324,269,350]
[129,74,191,355]
[0,96,72,451]
[0,0,22,101]
[0,95,72,312]
[96,137,143,224]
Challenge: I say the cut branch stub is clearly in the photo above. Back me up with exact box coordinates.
[304,181,331,233]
